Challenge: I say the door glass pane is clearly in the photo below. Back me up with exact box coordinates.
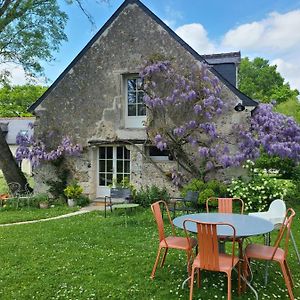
[117,174,123,184]
[107,147,113,159]
[124,161,130,173]
[99,174,106,186]
[99,148,106,159]
[124,148,130,159]
[106,173,113,185]
[107,160,113,172]
[99,160,105,172]
[117,147,123,159]
[117,160,123,172]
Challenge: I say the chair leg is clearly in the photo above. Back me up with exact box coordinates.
[160,248,169,267]
[279,261,294,300]
[151,246,163,279]
[227,273,232,300]
[242,256,249,293]
[189,266,195,300]
[197,269,201,288]
[284,260,294,288]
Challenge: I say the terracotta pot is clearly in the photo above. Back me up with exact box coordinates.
[39,202,49,209]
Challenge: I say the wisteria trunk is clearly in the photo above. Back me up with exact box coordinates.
[0,128,29,193]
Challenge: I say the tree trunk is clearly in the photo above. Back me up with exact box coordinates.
[0,127,29,193]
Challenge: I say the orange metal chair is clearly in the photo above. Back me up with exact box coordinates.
[206,197,244,214]
[150,200,197,279]
[243,208,296,300]
[184,219,241,300]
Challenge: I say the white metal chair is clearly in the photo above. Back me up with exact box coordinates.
[249,199,300,285]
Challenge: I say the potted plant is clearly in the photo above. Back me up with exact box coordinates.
[64,181,83,207]
[35,193,49,209]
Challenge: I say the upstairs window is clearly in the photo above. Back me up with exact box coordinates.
[125,76,146,128]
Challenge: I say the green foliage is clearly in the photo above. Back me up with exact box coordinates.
[134,185,169,207]
[1,193,49,210]
[181,179,227,206]
[46,167,69,199]
[75,195,90,207]
[239,57,299,103]
[254,152,296,179]
[64,181,83,199]
[0,85,46,117]
[228,160,288,212]
[276,96,300,124]
[0,208,299,299]
[0,1,67,83]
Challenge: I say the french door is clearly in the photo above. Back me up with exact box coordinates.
[97,146,130,197]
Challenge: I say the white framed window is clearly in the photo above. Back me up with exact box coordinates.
[125,76,146,128]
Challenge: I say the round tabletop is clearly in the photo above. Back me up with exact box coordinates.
[173,213,274,238]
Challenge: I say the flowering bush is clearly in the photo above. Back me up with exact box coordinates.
[64,181,83,199]
[228,160,288,212]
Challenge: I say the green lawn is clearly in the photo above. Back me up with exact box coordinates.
[0,207,79,224]
[0,205,299,299]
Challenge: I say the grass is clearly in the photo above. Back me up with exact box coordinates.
[0,207,79,224]
[0,204,299,299]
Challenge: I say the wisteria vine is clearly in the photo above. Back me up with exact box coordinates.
[16,133,82,167]
[140,60,300,183]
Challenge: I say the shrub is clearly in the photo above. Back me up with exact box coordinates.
[228,160,288,212]
[134,185,169,207]
[181,179,227,207]
[64,181,83,199]
[76,195,90,207]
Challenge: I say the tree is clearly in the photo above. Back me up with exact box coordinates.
[238,57,299,104]
[0,85,46,117]
[141,59,300,185]
[0,0,109,192]
[276,97,300,124]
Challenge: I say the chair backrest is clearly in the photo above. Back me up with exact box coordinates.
[206,197,244,214]
[272,208,296,259]
[184,191,199,203]
[183,219,236,270]
[7,182,21,197]
[268,199,286,218]
[151,200,174,242]
[110,188,131,200]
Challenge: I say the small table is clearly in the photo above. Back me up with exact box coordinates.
[173,213,274,299]
[112,203,140,227]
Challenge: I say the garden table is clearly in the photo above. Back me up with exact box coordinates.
[173,213,274,299]
[112,203,139,227]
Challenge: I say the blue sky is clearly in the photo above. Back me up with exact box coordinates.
[10,0,300,91]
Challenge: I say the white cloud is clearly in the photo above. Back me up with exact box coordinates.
[175,23,216,54]
[222,10,300,52]
[0,63,46,86]
[220,9,300,90]
[271,58,300,91]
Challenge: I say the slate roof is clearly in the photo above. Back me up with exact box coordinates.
[28,0,257,112]
[202,52,241,65]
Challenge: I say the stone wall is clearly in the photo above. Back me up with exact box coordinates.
[32,2,252,199]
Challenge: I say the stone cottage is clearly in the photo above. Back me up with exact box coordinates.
[28,0,257,199]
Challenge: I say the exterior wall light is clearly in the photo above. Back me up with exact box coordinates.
[234,103,245,112]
